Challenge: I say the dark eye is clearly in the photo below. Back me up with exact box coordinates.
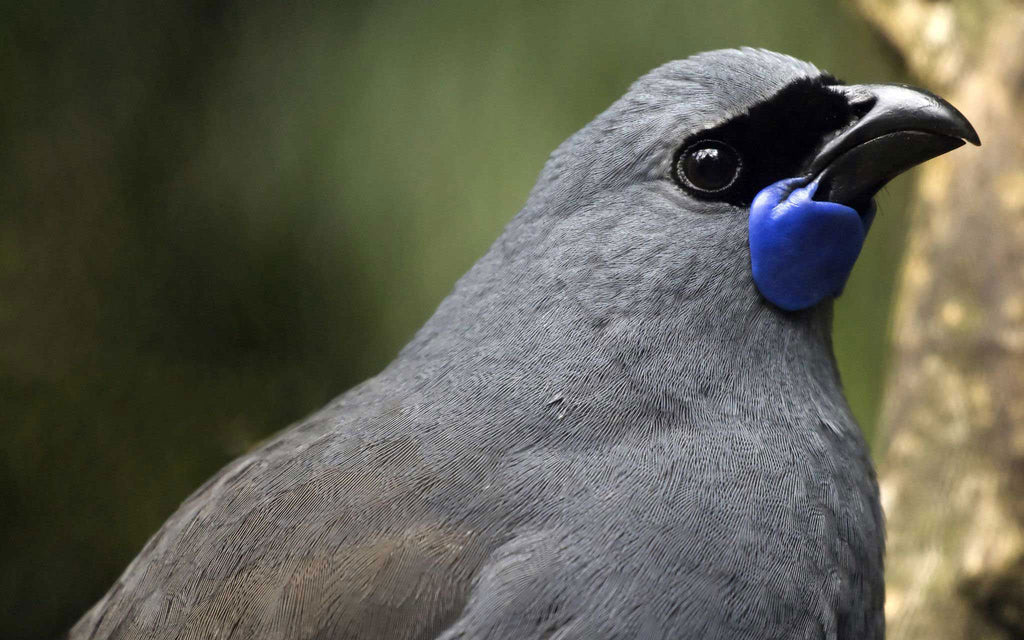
[675,140,741,194]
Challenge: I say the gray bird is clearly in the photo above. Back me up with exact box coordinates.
[70,49,978,640]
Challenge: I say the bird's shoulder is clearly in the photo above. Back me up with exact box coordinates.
[69,383,498,640]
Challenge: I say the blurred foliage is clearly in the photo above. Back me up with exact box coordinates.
[0,1,910,638]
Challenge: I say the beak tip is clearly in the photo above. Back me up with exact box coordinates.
[944,100,980,146]
[956,115,981,146]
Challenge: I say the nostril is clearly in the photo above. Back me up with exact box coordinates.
[828,85,877,123]
[849,95,876,120]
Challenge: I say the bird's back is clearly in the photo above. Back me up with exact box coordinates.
[70,365,883,640]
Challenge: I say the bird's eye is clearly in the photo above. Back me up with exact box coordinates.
[675,140,741,194]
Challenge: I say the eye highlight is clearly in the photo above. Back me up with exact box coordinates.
[674,140,742,195]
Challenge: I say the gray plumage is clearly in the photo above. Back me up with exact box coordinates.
[71,49,885,640]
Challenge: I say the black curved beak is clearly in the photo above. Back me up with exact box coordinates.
[807,83,980,211]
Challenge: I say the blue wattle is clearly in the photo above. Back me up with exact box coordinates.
[749,177,875,312]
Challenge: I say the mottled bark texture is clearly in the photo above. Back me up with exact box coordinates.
[855,1,1024,638]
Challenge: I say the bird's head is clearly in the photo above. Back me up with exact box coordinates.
[515,48,978,317]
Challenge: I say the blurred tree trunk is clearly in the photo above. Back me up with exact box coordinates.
[855,1,1024,638]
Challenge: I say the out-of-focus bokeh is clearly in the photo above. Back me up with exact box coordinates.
[1,2,911,638]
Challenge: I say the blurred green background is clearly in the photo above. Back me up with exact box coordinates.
[1,2,913,638]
